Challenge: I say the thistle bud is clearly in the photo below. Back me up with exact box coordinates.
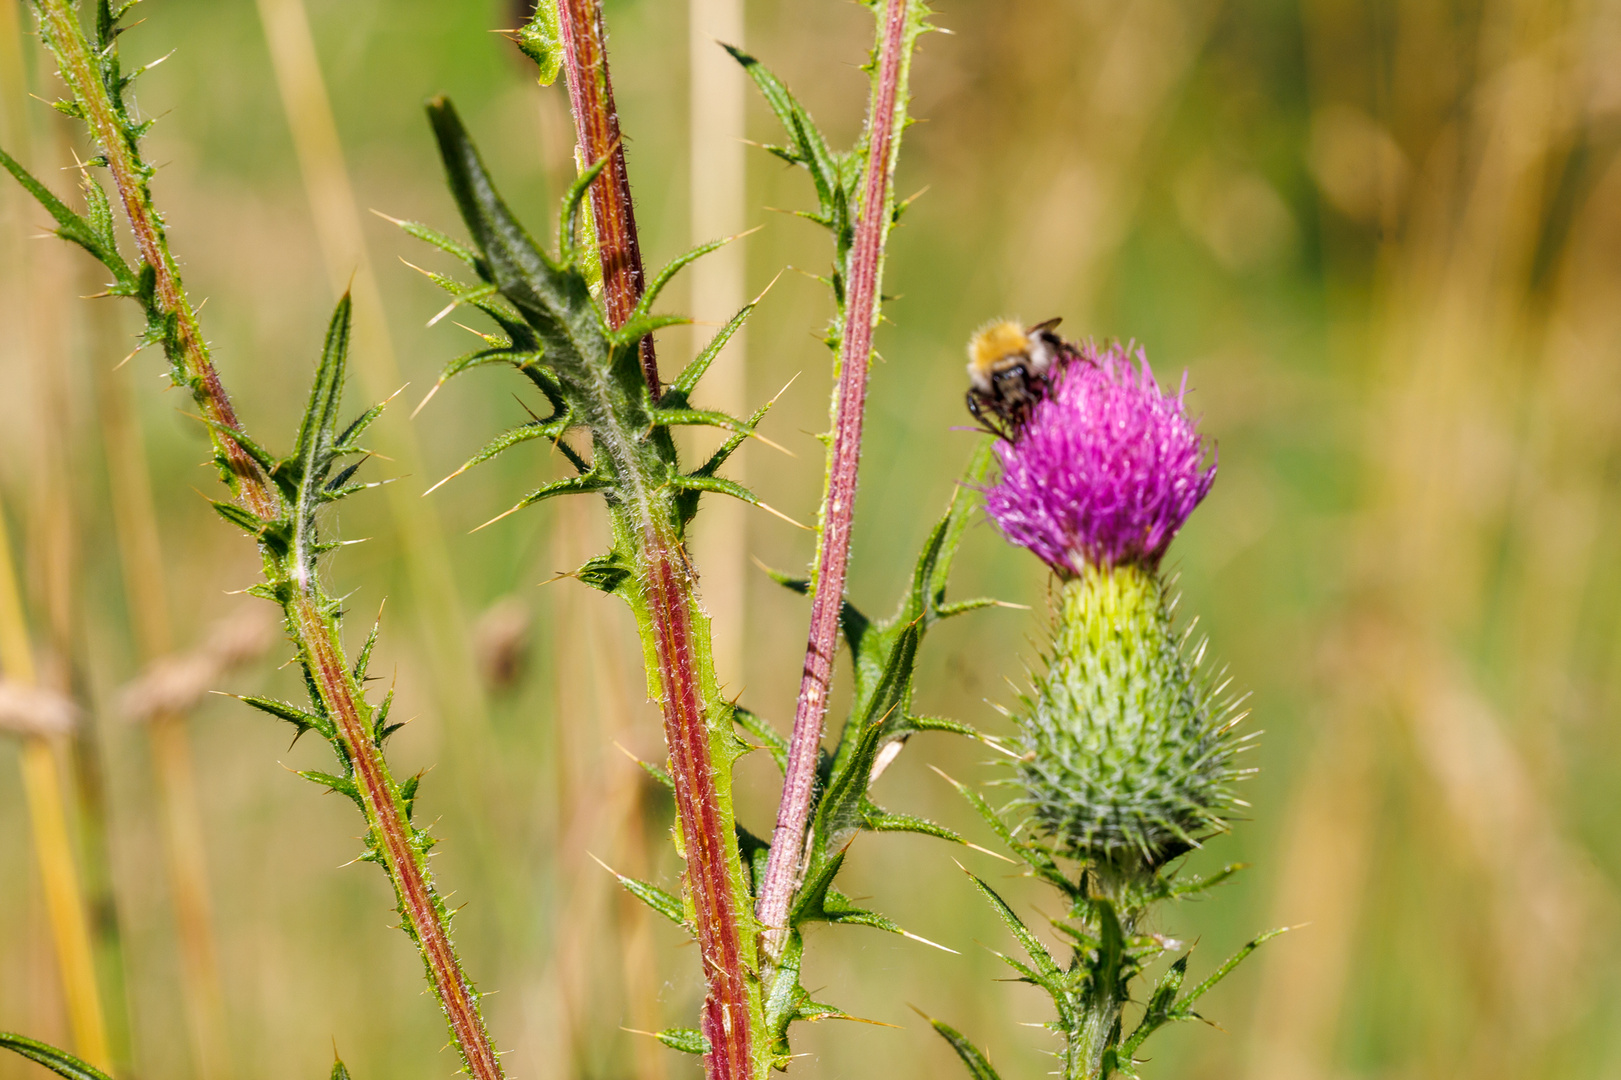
[984,341,1244,873]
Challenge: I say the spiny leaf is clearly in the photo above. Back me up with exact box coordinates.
[438,412,573,487]
[635,234,734,320]
[212,499,268,537]
[388,214,483,269]
[863,806,962,844]
[611,312,689,349]
[935,768,1074,898]
[813,623,920,853]
[0,148,133,284]
[656,1028,709,1056]
[1176,927,1287,1012]
[502,473,610,517]
[0,1033,114,1080]
[723,45,843,225]
[300,769,363,808]
[607,869,687,929]
[964,871,1064,986]
[237,694,333,740]
[1119,955,1188,1059]
[577,550,633,596]
[918,1014,1004,1080]
[667,299,755,400]
[437,346,544,385]
[559,151,610,268]
[732,705,788,771]
[429,97,584,348]
[515,0,563,87]
[651,407,757,436]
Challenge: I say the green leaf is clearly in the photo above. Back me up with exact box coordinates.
[635,235,734,320]
[577,550,633,596]
[964,872,1064,987]
[667,299,755,400]
[0,148,133,285]
[515,0,563,86]
[443,412,573,482]
[607,869,687,929]
[211,499,267,536]
[651,407,756,435]
[863,806,962,844]
[428,97,587,353]
[504,473,610,516]
[1119,955,1188,1060]
[286,296,361,580]
[935,769,1074,898]
[436,346,544,384]
[237,694,333,740]
[732,705,788,771]
[1176,927,1287,1011]
[0,1033,114,1080]
[812,623,920,853]
[329,1056,353,1080]
[723,46,842,227]
[300,769,363,808]
[559,151,610,269]
[611,312,689,349]
[917,1014,1004,1080]
[668,472,765,510]
[656,1028,709,1056]
[390,215,483,269]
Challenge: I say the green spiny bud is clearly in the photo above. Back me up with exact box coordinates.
[1013,563,1248,875]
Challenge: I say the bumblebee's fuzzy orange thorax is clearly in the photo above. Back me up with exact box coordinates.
[968,320,1030,373]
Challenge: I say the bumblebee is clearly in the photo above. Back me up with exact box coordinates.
[965,317,1065,439]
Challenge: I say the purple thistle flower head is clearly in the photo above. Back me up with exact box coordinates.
[985,342,1216,575]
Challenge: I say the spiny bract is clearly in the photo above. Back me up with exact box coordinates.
[1013,563,1248,871]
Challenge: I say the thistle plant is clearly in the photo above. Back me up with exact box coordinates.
[0,2,1280,1079]
[408,2,994,1076]
[0,2,502,1078]
[928,337,1276,1079]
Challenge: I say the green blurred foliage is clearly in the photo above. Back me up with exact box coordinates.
[2,0,1619,1079]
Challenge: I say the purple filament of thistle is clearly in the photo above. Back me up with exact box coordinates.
[986,343,1216,574]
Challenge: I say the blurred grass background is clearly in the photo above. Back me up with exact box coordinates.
[3,0,1621,1078]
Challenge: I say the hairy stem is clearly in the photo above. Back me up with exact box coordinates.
[556,0,659,393]
[757,0,913,958]
[550,5,767,1074]
[30,0,268,514]
[637,531,761,1080]
[287,593,502,1080]
[27,3,503,1076]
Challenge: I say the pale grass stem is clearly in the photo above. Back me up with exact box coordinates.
[25,0,506,1075]
[0,498,109,1070]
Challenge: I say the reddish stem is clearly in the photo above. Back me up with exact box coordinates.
[556,0,660,394]
[33,0,272,517]
[642,535,754,1080]
[35,2,505,1074]
[553,4,759,1075]
[292,596,503,1080]
[756,0,910,957]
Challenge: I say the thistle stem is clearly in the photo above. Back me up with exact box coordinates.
[287,593,503,1080]
[556,0,660,393]
[551,5,766,1075]
[756,0,911,959]
[29,0,269,516]
[27,3,504,1075]
[639,532,758,1080]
